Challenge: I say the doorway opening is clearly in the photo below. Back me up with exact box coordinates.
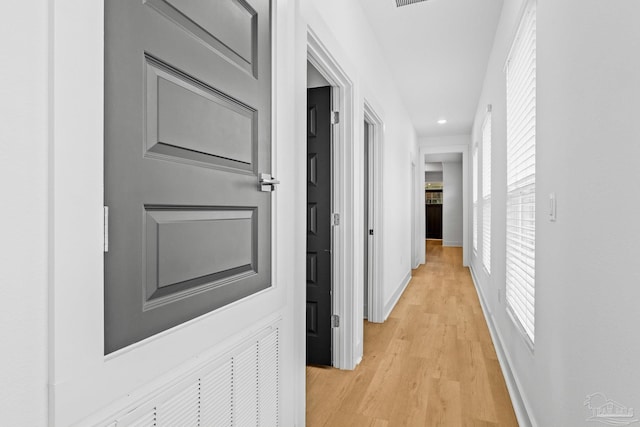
[305,31,356,370]
[304,31,383,371]
[419,147,469,266]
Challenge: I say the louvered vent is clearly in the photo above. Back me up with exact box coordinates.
[111,325,280,427]
[396,0,429,7]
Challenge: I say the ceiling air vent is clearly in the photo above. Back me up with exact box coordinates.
[396,0,429,7]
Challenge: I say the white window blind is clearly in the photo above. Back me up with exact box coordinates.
[482,111,492,200]
[472,145,478,251]
[482,110,492,273]
[505,0,536,345]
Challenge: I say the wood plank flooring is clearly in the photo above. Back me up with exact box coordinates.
[306,240,518,427]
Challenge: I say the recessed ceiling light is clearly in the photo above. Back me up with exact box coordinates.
[437,119,447,124]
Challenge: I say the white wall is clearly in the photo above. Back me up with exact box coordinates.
[425,171,443,182]
[470,1,640,426]
[442,162,463,247]
[0,1,49,424]
[301,0,417,341]
[420,133,470,148]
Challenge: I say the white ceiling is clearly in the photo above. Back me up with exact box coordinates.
[358,0,504,137]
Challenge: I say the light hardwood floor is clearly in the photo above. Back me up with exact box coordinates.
[306,240,518,427]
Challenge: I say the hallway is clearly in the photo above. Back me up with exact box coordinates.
[306,241,518,426]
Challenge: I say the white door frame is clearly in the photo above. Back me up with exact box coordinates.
[363,101,385,324]
[418,144,470,267]
[307,29,356,370]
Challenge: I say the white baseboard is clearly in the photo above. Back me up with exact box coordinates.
[469,266,536,427]
[383,271,412,321]
[443,240,462,247]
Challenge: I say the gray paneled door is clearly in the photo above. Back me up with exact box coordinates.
[104,0,272,354]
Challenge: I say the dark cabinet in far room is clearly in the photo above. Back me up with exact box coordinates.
[425,190,443,239]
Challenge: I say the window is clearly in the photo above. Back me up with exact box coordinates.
[482,109,492,274]
[472,143,478,252]
[505,0,536,345]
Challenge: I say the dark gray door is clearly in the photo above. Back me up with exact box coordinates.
[306,86,332,366]
[363,121,370,319]
[104,0,272,354]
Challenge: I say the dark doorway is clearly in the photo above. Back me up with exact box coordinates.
[363,120,373,319]
[306,86,332,366]
[425,189,443,239]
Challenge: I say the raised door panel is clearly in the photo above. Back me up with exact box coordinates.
[145,0,258,75]
[143,208,257,311]
[145,57,257,172]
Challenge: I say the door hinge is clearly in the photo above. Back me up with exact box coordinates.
[103,206,109,253]
[331,110,340,125]
[331,314,340,328]
[331,213,340,226]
